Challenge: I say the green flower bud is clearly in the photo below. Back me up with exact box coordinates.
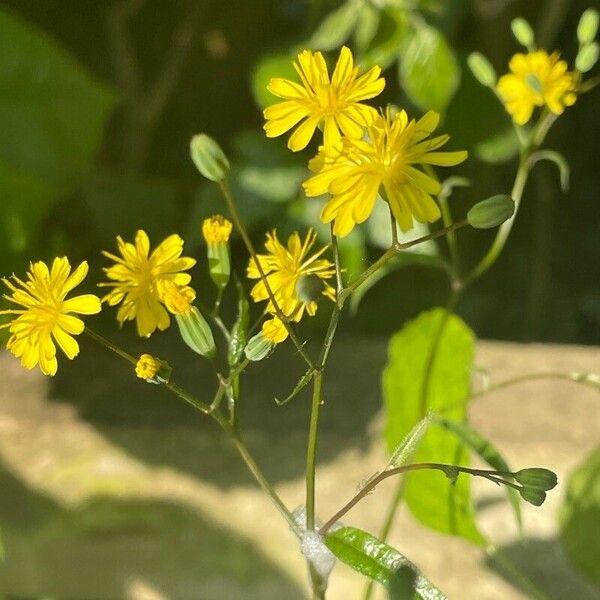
[514,468,558,491]
[244,331,274,362]
[577,8,599,45]
[296,274,326,304]
[576,41,599,73]
[519,486,547,506]
[467,52,497,88]
[175,307,216,358]
[511,17,535,50]
[467,195,515,229]
[190,134,230,182]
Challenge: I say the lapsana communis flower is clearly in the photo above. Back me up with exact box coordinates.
[264,46,385,151]
[202,215,232,289]
[100,230,196,337]
[135,354,162,380]
[0,258,101,376]
[304,108,468,237]
[497,51,578,125]
[202,215,232,244]
[247,229,336,322]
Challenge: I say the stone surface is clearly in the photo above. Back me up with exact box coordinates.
[0,339,599,599]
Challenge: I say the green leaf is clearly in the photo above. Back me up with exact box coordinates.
[361,8,408,71]
[399,25,460,113]
[436,418,522,533]
[475,128,520,164]
[0,6,115,269]
[82,171,180,244]
[383,309,485,545]
[325,526,446,599]
[353,2,381,54]
[559,446,600,585]
[308,1,359,51]
[252,52,297,109]
[388,414,433,468]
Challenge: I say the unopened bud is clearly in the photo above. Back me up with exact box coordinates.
[577,9,599,45]
[176,307,216,358]
[511,18,535,50]
[514,468,558,491]
[202,215,232,288]
[467,195,515,229]
[190,134,230,182]
[244,331,274,362]
[576,41,599,73]
[467,52,497,88]
[135,354,172,384]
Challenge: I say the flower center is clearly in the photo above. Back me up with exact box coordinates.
[525,73,543,94]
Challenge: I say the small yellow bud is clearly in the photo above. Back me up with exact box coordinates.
[202,215,232,244]
[135,354,162,381]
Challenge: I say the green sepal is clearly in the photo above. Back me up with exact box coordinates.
[207,242,231,289]
[175,307,216,358]
[244,331,274,362]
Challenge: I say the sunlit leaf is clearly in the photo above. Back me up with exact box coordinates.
[325,526,446,599]
[252,52,296,109]
[361,8,408,70]
[399,25,460,113]
[559,446,600,585]
[383,309,485,545]
[308,0,359,51]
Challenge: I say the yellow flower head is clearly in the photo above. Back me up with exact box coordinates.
[0,258,101,376]
[497,51,578,125]
[247,229,336,321]
[304,108,468,237]
[262,317,288,344]
[100,230,196,337]
[135,353,162,380]
[157,280,196,316]
[264,46,385,151]
[202,215,233,244]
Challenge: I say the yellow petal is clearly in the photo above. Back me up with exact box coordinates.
[53,326,80,360]
[288,116,321,151]
[63,294,102,315]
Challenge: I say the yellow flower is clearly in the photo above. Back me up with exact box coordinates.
[135,353,162,380]
[262,317,288,344]
[157,280,196,316]
[497,51,578,125]
[247,229,336,321]
[202,215,233,244]
[303,108,468,237]
[0,258,101,376]
[100,230,196,337]
[264,46,385,151]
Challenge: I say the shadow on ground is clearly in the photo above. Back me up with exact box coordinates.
[48,325,387,487]
[0,460,302,599]
[486,538,600,600]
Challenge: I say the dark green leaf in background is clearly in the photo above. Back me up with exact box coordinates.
[0,6,115,272]
[399,25,460,113]
[383,308,484,545]
[307,0,359,51]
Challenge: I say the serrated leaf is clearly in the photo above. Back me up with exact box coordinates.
[383,309,485,545]
[559,446,600,585]
[399,25,460,113]
[436,418,522,533]
[325,527,446,599]
[308,1,359,51]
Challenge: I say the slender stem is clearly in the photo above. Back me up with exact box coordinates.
[389,205,399,246]
[306,371,324,530]
[86,326,300,537]
[340,220,468,303]
[319,462,513,536]
[330,224,344,294]
[84,328,137,365]
[218,179,315,369]
[439,193,460,277]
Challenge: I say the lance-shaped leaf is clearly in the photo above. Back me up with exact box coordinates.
[436,417,522,533]
[324,526,446,599]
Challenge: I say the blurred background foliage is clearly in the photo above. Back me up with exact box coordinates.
[1,0,599,346]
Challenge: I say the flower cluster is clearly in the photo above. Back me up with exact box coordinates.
[264,47,467,238]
